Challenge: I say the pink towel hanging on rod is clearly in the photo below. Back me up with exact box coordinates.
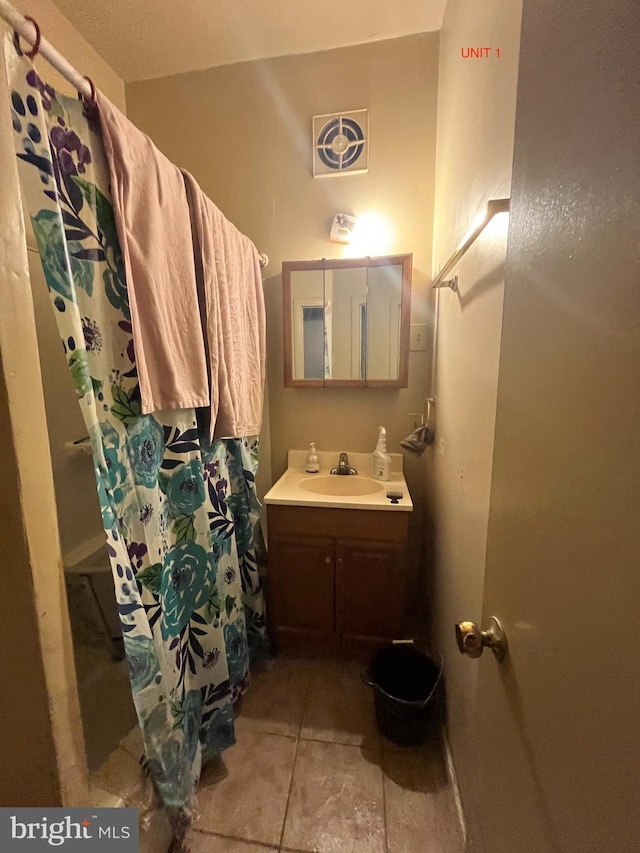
[182,170,266,440]
[97,92,210,415]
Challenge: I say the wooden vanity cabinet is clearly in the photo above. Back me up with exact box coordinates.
[268,535,337,651]
[267,505,409,656]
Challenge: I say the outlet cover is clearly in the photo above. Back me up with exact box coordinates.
[410,323,428,351]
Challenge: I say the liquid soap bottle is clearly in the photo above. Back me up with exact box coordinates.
[305,442,320,473]
[373,426,391,481]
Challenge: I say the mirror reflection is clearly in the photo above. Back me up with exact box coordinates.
[284,254,411,388]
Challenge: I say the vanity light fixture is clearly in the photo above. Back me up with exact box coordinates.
[330,213,358,243]
[432,197,510,291]
[329,210,395,255]
[344,211,394,257]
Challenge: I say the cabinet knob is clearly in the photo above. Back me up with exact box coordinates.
[325,556,331,564]
[337,557,344,565]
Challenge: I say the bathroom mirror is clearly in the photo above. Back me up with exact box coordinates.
[283,253,411,387]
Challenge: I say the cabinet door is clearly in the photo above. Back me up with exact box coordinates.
[269,536,336,652]
[336,539,406,650]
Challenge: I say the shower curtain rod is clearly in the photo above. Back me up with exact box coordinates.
[0,0,269,269]
[0,0,93,98]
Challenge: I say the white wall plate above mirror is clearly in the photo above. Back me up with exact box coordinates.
[282,254,412,388]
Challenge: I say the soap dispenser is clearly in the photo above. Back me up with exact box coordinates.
[305,442,320,473]
[373,426,392,481]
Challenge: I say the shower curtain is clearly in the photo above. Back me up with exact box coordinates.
[6,40,268,817]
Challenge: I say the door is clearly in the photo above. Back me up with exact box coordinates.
[269,536,336,652]
[336,539,406,651]
[468,5,640,849]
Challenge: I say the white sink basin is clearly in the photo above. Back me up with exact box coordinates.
[263,450,413,512]
[299,475,385,497]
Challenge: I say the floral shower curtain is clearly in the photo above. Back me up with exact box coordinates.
[6,41,268,817]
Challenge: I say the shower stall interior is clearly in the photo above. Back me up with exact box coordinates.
[28,246,137,773]
[64,541,137,771]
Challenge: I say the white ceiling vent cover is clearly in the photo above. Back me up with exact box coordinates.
[313,109,369,178]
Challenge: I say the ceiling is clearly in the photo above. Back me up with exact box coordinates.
[51,0,446,82]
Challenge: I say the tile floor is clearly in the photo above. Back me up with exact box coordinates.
[188,656,463,853]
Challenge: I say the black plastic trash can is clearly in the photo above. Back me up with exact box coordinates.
[362,643,443,746]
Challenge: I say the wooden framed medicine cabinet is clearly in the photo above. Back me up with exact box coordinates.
[282,253,412,388]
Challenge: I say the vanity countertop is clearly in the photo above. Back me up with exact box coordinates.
[263,450,413,512]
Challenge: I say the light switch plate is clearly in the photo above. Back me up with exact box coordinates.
[410,323,428,351]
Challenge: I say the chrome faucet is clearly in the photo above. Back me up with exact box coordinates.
[331,452,357,476]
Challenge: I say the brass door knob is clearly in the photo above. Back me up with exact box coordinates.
[455,617,507,662]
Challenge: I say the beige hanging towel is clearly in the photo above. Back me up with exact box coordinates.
[182,171,265,440]
[97,93,209,414]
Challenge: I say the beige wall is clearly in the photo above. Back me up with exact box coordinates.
[126,35,439,537]
[427,0,522,839]
[11,0,127,557]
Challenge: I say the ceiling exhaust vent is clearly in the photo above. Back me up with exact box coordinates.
[313,109,368,178]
